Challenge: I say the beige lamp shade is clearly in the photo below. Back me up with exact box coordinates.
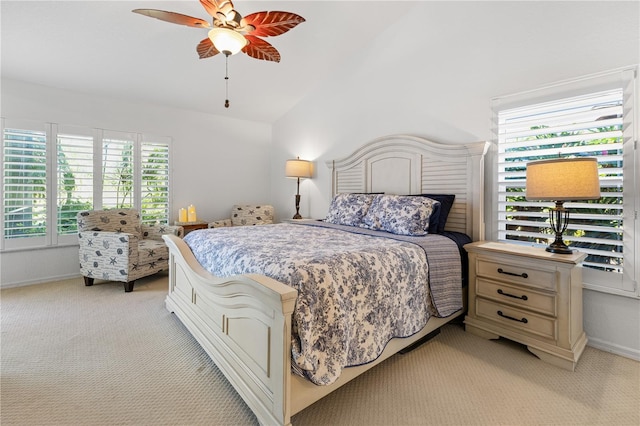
[526,158,600,201]
[285,158,312,179]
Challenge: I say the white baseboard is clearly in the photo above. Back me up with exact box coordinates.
[587,337,640,362]
[1,273,81,289]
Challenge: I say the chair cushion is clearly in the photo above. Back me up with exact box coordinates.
[209,219,232,228]
[231,205,274,226]
[137,239,168,268]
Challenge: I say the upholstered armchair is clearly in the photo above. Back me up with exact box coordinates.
[77,209,184,292]
[208,204,274,228]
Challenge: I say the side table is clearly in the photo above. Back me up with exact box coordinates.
[280,218,319,224]
[175,221,208,236]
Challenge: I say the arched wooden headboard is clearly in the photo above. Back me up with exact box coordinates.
[326,134,489,241]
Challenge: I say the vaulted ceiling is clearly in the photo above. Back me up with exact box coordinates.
[1,1,415,123]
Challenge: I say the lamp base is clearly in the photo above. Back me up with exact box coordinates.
[293,193,302,220]
[545,241,574,254]
[546,202,573,254]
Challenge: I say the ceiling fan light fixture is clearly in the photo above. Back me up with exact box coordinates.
[208,28,247,55]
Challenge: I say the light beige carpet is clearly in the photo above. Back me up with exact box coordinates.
[1,275,638,425]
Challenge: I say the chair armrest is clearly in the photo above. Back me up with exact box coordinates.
[142,224,184,241]
[78,231,140,279]
[78,231,139,260]
[208,219,232,228]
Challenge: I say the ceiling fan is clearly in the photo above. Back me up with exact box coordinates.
[133,0,305,106]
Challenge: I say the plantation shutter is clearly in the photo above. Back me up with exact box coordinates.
[2,121,173,250]
[2,124,48,241]
[140,140,171,225]
[493,67,640,300]
[102,131,135,209]
[56,126,94,235]
[497,89,624,273]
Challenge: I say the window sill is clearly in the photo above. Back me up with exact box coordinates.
[0,242,79,254]
[583,282,639,299]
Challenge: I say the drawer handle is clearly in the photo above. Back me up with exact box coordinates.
[497,268,528,279]
[497,310,528,324]
[497,289,528,301]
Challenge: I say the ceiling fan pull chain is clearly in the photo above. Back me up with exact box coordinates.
[224,53,230,108]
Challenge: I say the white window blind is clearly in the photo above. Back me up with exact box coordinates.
[498,89,624,273]
[102,133,135,209]
[140,141,170,225]
[494,65,640,298]
[57,129,94,235]
[2,126,47,239]
[1,120,173,251]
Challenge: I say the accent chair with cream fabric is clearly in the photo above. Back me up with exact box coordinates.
[77,209,184,292]
[208,204,274,228]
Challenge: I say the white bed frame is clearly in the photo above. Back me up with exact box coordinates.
[163,135,489,425]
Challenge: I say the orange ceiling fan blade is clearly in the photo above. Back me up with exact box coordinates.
[242,35,281,62]
[196,37,221,59]
[132,9,211,28]
[242,11,305,37]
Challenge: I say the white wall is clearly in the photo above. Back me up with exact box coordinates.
[1,79,272,286]
[271,2,640,358]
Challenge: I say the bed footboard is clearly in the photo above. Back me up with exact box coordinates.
[162,235,298,426]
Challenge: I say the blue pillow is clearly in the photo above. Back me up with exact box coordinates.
[418,194,455,233]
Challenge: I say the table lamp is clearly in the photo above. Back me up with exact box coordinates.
[285,157,312,219]
[526,157,600,254]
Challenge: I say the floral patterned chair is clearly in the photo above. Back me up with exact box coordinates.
[208,204,274,228]
[77,209,184,292]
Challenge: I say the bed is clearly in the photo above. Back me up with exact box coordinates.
[162,135,489,425]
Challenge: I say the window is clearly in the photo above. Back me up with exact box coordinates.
[493,68,637,295]
[141,142,170,225]
[57,126,94,236]
[2,124,47,242]
[1,120,172,250]
[102,132,135,209]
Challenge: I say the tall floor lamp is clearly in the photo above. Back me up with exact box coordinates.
[285,157,312,219]
[526,157,600,254]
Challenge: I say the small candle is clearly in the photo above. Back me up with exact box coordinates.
[178,208,187,222]
[187,204,197,222]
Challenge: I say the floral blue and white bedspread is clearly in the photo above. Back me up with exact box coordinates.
[183,222,462,385]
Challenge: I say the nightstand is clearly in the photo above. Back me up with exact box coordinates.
[280,218,318,224]
[175,221,208,236]
[464,241,588,371]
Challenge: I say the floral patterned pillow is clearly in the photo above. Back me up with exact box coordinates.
[362,195,439,236]
[324,193,377,227]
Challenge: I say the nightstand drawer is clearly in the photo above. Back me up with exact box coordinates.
[476,258,556,291]
[476,278,557,316]
[476,298,557,340]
